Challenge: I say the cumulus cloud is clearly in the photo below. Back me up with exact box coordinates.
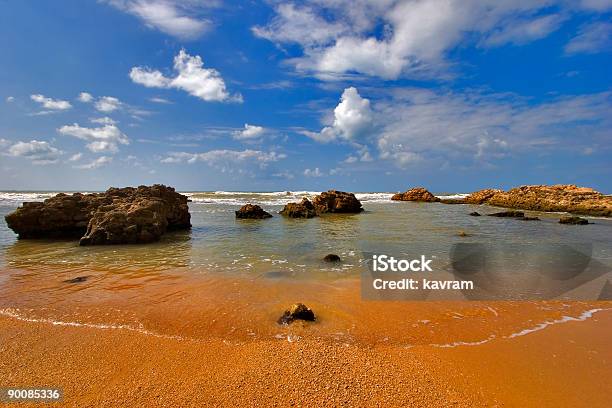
[130,49,242,102]
[233,124,265,140]
[74,156,113,169]
[565,22,612,54]
[90,117,118,125]
[306,87,373,143]
[68,152,83,162]
[95,96,123,112]
[78,92,94,103]
[254,0,609,80]
[103,0,215,39]
[161,149,286,172]
[30,94,72,110]
[58,123,129,153]
[6,96,15,103]
[303,167,324,177]
[5,140,63,165]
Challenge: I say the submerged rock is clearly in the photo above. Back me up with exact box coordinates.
[521,216,540,221]
[5,185,191,245]
[469,212,481,216]
[63,276,89,283]
[278,303,316,325]
[488,211,525,218]
[323,254,341,262]
[235,204,272,219]
[279,198,318,218]
[312,190,363,213]
[458,231,470,237]
[559,216,589,225]
[391,187,440,202]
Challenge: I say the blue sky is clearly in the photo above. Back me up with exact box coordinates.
[0,0,610,192]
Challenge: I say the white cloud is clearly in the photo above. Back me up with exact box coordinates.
[5,140,63,165]
[74,156,113,169]
[68,152,83,162]
[6,96,14,103]
[307,87,373,142]
[303,167,324,177]
[95,96,122,112]
[272,170,295,179]
[254,0,608,80]
[565,22,612,54]
[161,149,286,171]
[30,94,72,110]
[130,49,242,102]
[233,124,265,140]
[103,0,214,40]
[149,97,172,104]
[58,123,129,153]
[78,92,94,103]
[90,117,118,125]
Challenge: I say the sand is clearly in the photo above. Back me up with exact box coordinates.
[1,306,610,407]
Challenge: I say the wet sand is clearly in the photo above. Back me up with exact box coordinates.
[1,307,610,407]
[0,268,610,407]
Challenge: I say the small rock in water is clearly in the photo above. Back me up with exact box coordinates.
[559,216,589,225]
[458,231,469,237]
[469,212,481,216]
[488,211,525,218]
[323,254,341,262]
[278,303,316,325]
[521,216,540,221]
[64,276,88,284]
[235,204,272,219]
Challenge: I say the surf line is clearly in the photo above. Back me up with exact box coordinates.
[429,308,608,348]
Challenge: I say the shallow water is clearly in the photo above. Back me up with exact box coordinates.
[0,191,611,345]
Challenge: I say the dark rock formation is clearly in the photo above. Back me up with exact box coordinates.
[488,211,525,218]
[312,190,363,213]
[5,185,191,245]
[279,198,318,218]
[469,212,481,216]
[457,185,610,217]
[63,276,89,284]
[235,204,272,219]
[391,187,440,202]
[521,216,540,221]
[278,303,316,325]
[559,216,589,225]
[323,254,341,262]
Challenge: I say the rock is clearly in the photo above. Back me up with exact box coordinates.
[279,198,318,218]
[278,303,316,325]
[235,204,272,219]
[312,190,363,213]
[5,185,191,245]
[458,231,469,237]
[439,199,465,204]
[391,187,440,202]
[323,254,341,262]
[521,216,540,221]
[469,212,481,216]
[559,216,589,225]
[463,185,611,217]
[488,211,525,218]
[63,276,88,283]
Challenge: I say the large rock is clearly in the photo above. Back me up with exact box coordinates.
[278,303,316,325]
[312,190,363,213]
[235,204,272,219]
[5,185,191,245]
[559,216,589,225]
[279,198,318,218]
[391,187,440,202]
[445,185,611,217]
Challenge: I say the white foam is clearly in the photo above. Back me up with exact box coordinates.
[505,308,604,339]
[435,193,470,200]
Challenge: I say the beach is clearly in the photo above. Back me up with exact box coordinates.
[1,191,611,406]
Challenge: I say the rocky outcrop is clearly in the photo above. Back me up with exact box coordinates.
[278,303,316,325]
[312,190,363,213]
[279,198,318,218]
[391,187,440,202]
[559,216,589,225]
[5,185,191,245]
[280,190,363,218]
[235,204,272,219]
[469,212,481,216]
[488,211,525,218]
[445,185,610,217]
